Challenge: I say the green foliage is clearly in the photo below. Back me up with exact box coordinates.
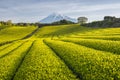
[33,24,93,38]
[0,40,33,80]
[0,43,12,51]
[61,38,120,54]
[78,17,88,24]
[82,17,120,28]
[13,40,77,80]
[44,39,120,80]
[52,19,75,25]
[0,26,37,43]
[70,36,120,41]
[0,25,10,31]
[0,21,13,27]
[0,24,120,80]
[33,25,65,38]
[0,41,24,57]
[67,27,120,41]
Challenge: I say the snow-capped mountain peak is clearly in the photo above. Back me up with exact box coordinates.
[40,13,77,23]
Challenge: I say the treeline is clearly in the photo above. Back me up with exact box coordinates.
[0,20,12,26]
[51,19,75,24]
[15,23,39,26]
[38,19,75,28]
[0,19,75,28]
[0,21,39,27]
[82,16,120,28]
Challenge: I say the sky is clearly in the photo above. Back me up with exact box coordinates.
[0,0,120,23]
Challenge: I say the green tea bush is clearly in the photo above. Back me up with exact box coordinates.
[13,40,77,80]
[45,39,120,80]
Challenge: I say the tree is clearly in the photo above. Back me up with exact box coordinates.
[78,17,88,24]
[6,20,12,26]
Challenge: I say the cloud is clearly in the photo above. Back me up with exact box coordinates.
[0,0,120,22]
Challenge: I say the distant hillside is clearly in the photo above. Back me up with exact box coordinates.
[40,13,77,23]
[82,16,120,27]
[51,19,75,25]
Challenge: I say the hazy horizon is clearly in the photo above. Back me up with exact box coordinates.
[0,0,120,23]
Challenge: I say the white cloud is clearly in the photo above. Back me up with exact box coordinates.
[0,0,120,22]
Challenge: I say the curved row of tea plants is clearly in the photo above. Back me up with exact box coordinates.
[0,40,33,80]
[13,40,78,80]
[69,36,120,41]
[60,38,120,54]
[0,41,25,58]
[44,39,120,80]
[64,26,120,41]
[0,26,37,43]
[33,24,94,38]
[0,42,14,51]
[71,27,120,36]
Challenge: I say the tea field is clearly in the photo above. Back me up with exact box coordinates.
[0,24,120,80]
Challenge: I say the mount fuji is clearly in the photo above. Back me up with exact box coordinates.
[40,13,77,23]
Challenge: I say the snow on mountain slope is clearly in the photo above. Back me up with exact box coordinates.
[40,13,77,23]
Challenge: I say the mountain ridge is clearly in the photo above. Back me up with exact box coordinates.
[40,13,77,23]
